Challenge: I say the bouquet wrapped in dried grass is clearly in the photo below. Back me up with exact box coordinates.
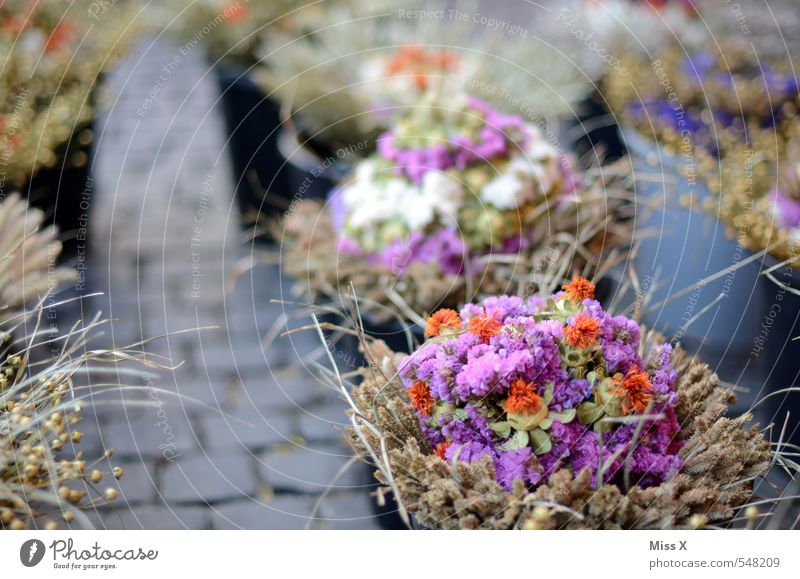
[279,94,632,323]
[329,283,785,529]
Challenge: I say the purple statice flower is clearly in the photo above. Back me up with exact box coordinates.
[377,97,528,181]
[337,236,364,256]
[647,343,678,397]
[327,187,348,232]
[404,288,683,492]
[772,188,800,230]
[455,348,535,398]
[372,229,468,276]
[601,314,642,374]
[552,378,592,410]
[495,447,539,489]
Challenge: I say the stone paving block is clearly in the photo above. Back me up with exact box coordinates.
[257,442,364,494]
[102,409,200,461]
[296,397,351,442]
[91,504,210,530]
[104,460,159,505]
[241,371,327,409]
[210,495,321,530]
[199,403,297,451]
[318,491,382,530]
[160,451,257,503]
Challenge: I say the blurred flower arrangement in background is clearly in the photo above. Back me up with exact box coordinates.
[160,0,340,66]
[0,0,139,185]
[280,93,632,321]
[606,41,800,262]
[256,0,590,153]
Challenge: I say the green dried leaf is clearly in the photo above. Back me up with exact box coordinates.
[549,408,577,424]
[490,421,512,438]
[530,429,552,455]
[544,381,554,405]
[578,402,604,425]
[498,429,529,451]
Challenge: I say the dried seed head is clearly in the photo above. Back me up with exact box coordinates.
[689,514,707,529]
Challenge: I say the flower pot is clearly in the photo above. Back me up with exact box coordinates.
[275,126,348,203]
[759,258,800,445]
[23,122,94,265]
[570,91,625,161]
[338,315,424,372]
[215,63,292,222]
[621,126,766,407]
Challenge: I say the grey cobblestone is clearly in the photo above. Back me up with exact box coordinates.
[210,495,321,530]
[318,491,381,530]
[80,36,380,530]
[199,403,298,452]
[160,452,258,503]
[102,411,200,461]
[257,442,363,494]
[90,504,211,530]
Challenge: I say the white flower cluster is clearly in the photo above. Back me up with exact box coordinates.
[343,161,465,233]
[341,125,563,240]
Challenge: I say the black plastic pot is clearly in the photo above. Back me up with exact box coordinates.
[215,63,293,223]
[621,126,766,409]
[571,90,625,161]
[759,259,800,446]
[23,122,94,265]
[215,62,347,228]
[339,315,425,371]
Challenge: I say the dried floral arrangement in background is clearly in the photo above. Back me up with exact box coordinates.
[568,0,800,78]
[333,283,780,529]
[280,94,631,322]
[0,0,139,185]
[606,41,800,262]
[159,0,337,66]
[257,0,589,152]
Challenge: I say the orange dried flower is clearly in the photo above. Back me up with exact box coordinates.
[385,46,461,90]
[45,21,76,52]
[564,314,601,348]
[223,2,248,22]
[562,275,596,303]
[612,365,653,414]
[425,308,461,337]
[504,378,544,416]
[408,381,434,415]
[468,311,502,344]
[434,441,451,459]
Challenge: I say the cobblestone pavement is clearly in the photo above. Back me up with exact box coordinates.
[67,38,381,530]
